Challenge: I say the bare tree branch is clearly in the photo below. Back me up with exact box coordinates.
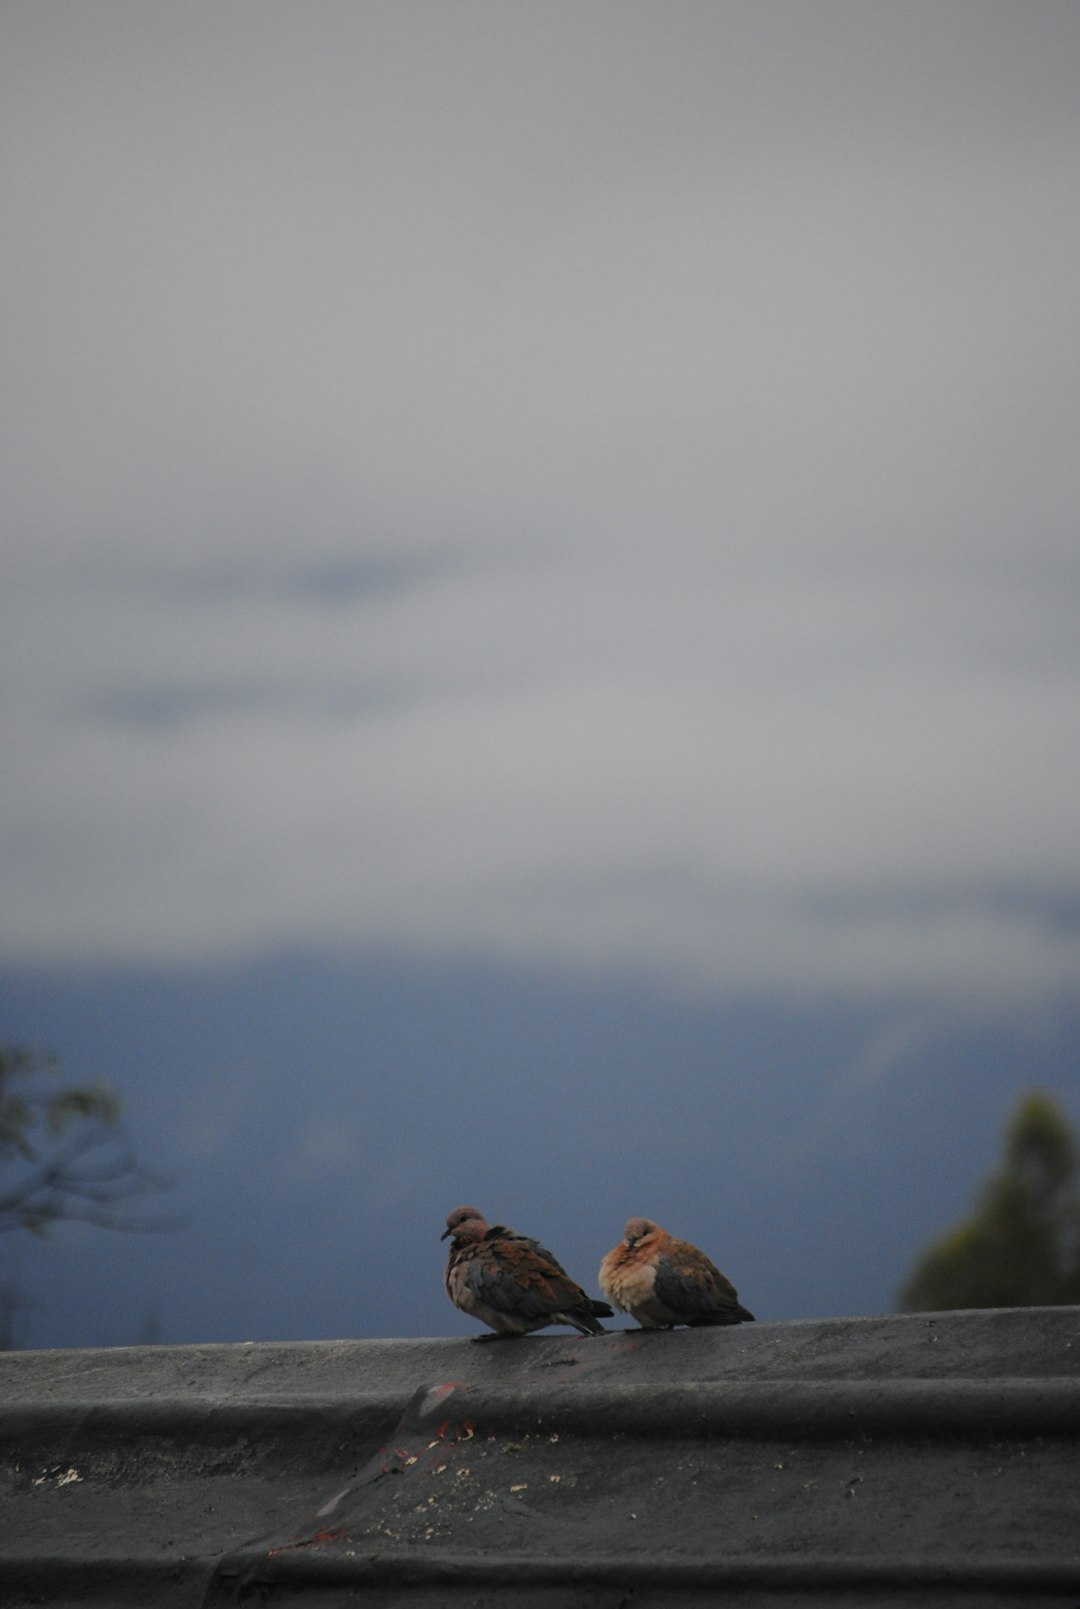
[0,1047,177,1237]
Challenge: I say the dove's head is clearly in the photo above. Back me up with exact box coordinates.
[623,1216,660,1247]
[441,1205,490,1242]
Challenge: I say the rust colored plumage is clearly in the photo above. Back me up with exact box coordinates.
[442,1206,612,1340]
[598,1216,754,1330]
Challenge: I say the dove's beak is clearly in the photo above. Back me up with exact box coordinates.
[440,1227,452,1240]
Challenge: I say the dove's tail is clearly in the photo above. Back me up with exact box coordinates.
[559,1306,610,1336]
[688,1303,755,1325]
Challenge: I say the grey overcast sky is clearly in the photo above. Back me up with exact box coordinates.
[4,0,1079,1000]
[1,3,1079,1347]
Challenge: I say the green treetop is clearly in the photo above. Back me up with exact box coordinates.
[898,1090,1080,1312]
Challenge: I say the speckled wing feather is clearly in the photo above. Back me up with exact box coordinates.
[483,1223,563,1270]
[654,1239,754,1325]
[475,1227,611,1325]
[482,1225,613,1320]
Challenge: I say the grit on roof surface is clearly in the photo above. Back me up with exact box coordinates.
[1,1307,1079,1607]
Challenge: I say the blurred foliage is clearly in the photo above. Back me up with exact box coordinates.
[898,1090,1080,1311]
[0,1045,164,1237]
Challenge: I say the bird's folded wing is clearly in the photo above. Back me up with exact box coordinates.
[483,1224,568,1274]
[465,1236,585,1320]
[653,1245,742,1316]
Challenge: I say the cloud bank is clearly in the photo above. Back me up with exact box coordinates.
[2,2,1079,1001]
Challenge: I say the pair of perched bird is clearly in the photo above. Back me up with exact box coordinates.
[443,1206,754,1339]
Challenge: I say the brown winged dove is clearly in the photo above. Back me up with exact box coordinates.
[599,1216,754,1329]
[442,1206,613,1340]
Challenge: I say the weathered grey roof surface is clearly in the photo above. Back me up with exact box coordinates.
[2,1307,1079,1607]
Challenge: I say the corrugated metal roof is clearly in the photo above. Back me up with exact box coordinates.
[2,1306,1079,1607]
